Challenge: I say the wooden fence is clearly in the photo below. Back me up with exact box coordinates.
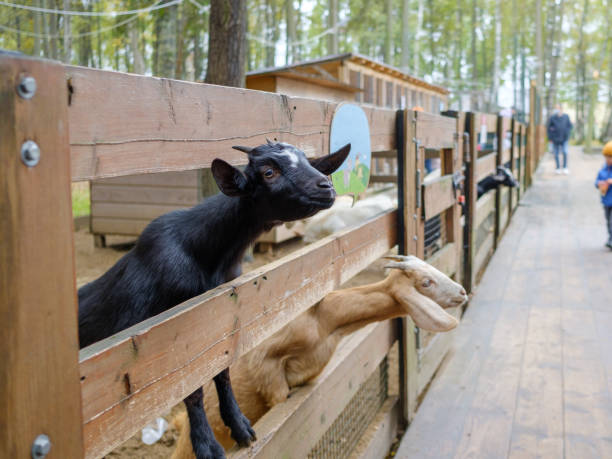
[0,54,545,459]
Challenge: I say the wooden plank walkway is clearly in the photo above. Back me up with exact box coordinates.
[396,147,612,459]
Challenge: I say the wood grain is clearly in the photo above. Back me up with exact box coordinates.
[415,111,456,149]
[0,55,84,458]
[79,210,397,459]
[67,66,396,181]
[422,174,455,220]
[476,152,497,182]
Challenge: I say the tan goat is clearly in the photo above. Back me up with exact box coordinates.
[171,255,467,458]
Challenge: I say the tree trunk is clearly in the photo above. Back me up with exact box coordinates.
[455,0,463,110]
[33,0,42,56]
[400,0,410,71]
[286,0,296,64]
[512,0,518,109]
[96,13,102,67]
[175,2,188,79]
[384,0,393,63]
[206,0,247,87]
[63,0,71,63]
[328,0,338,55]
[575,0,589,141]
[547,0,564,114]
[428,0,435,74]
[490,0,501,109]
[42,0,51,57]
[158,6,178,77]
[535,0,543,89]
[130,22,146,74]
[415,0,424,76]
[193,29,204,81]
[48,0,59,60]
[470,0,477,109]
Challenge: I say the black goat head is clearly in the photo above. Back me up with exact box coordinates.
[211,141,351,222]
[494,166,519,188]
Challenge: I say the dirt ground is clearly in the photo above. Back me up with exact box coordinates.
[75,228,398,458]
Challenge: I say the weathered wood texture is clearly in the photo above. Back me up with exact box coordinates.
[398,148,611,459]
[67,66,396,181]
[229,321,396,459]
[80,210,397,459]
[0,56,84,458]
[464,113,478,293]
[423,175,455,220]
[476,152,497,181]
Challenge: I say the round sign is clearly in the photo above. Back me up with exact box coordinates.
[329,103,371,196]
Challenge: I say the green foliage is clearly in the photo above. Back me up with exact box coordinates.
[1,0,610,132]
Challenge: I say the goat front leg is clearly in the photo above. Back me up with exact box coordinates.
[214,367,256,447]
[184,387,226,459]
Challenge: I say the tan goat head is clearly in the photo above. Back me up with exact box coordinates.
[384,255,468,332]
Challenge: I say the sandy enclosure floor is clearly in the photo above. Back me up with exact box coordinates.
[75,228,398,458]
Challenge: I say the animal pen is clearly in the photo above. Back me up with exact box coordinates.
[0,53,545,459]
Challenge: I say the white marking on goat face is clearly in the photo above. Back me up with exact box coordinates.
[277,148,299,168]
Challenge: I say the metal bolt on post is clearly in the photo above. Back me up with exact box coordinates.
[31,434,51,458]
[17,76,37,99]
[21,141,41,167]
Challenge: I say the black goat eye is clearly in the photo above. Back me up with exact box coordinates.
[264,169,275,178]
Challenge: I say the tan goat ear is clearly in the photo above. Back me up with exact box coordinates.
[395,287,458,332]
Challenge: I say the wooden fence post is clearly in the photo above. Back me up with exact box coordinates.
[463,112,478,294]
[494,115,503,247]
[443,113,464,286]
[0,55,84,458]
[397,109,419,425]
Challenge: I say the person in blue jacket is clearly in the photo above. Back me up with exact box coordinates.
[595,141,612,249]
[547,104,573,174]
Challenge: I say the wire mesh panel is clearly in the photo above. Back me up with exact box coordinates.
[423,213,447,259]
[308,357,389,459]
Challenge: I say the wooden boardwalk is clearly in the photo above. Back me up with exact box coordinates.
[396,148,612,459]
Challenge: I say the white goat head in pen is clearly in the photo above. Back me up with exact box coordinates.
[383,255,468,331]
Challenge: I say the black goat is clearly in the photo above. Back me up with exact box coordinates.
[476,165,519,198]
[78,141,351,458]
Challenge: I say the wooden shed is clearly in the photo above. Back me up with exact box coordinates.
[90,54,449,246]
[247,53,449,111]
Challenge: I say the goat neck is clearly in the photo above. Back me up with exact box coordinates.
[181,193,268,280]
[315,274,401,338]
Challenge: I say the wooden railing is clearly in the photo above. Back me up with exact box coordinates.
[0,54,545,459]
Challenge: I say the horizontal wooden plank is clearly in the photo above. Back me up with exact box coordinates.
[91,202,188,220]
[93,170,199,187]
[372,150,397,159]
[229,321,396,459]
[348,396,399,459]
[426,242,457,278]
[476,152,497,182]
[370,174,397,183]
[91,184,200,206]
[423,174,455,220]
[474,112,498,132]
[474,231,494,277]
[475,192,496,229]
[91,217,148,236]
[79,210,397,459]
[415,112,456,149]
[67,66,396,181]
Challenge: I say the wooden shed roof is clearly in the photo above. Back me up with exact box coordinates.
[247,53,450,96]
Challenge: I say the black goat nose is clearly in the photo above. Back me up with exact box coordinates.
[317,178,332,189]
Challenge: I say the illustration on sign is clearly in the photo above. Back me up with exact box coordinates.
[329,103,371,196]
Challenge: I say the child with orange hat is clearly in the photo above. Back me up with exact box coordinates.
[595,141,612,249]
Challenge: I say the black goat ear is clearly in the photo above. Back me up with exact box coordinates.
[211,159,249,197]
[309,143,351,176]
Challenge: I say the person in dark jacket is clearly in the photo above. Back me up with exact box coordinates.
[546,104,573,174]
[596,141,612,249]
